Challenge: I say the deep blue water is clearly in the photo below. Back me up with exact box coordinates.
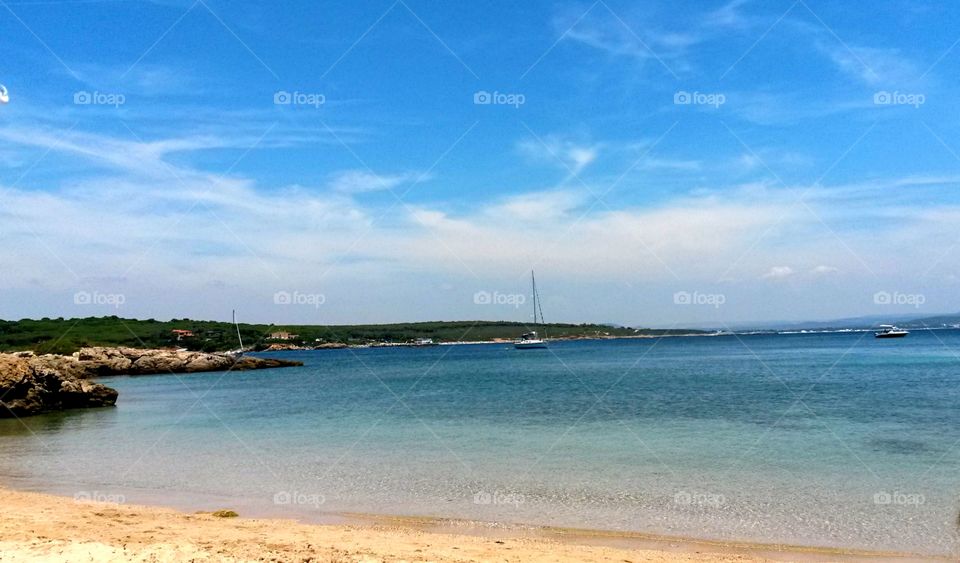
[1,331,959,555]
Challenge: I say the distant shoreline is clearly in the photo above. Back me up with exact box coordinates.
[260,331,723,351]
[3,315,958,356]
[0,316,709,355]
[260,327,960,351]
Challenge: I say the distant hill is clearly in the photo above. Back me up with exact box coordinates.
[0,317,709,355]
[709,312,960,332]
[902,313,960,328]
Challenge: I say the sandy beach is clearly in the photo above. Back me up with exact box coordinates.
[0,487,939,563]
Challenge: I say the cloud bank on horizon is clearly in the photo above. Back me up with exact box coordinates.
[1,0,959,327]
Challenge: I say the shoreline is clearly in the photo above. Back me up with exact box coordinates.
[260,328,960,351]
[0,486,944,562]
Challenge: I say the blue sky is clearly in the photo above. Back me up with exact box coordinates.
[1,0,960,327]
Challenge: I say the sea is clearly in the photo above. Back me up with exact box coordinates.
[1,330,958,556]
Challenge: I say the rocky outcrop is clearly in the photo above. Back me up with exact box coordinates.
[0,353,118,418]
[264,342,345,351]
[0,348,301,417]
[63,347,303,377]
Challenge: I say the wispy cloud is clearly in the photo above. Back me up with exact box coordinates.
[817,43,925,88]
[554,3,699,69]
[486,189,590,222]
[518,135,600,177]
[68,63,203,97]
[702,0,755,29]
[328,170,428,194]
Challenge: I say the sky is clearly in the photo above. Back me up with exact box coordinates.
[1,0,959,328]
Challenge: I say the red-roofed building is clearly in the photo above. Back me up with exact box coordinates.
[171,329,195,341]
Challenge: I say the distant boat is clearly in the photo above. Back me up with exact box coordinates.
[875,325,909,339]
[413,338,438,347]
[515,271,548,349]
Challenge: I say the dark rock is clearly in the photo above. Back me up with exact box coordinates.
[0,355,118,418]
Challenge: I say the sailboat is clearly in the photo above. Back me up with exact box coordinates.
[515,271,548,349]
[226,310,246,357]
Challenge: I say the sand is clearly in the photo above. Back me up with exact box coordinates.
[0,488,930,562]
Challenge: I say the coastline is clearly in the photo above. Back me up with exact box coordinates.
[0,486,942,562]
[261,331,724,351]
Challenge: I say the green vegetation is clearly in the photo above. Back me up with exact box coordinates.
[0,316,708,354]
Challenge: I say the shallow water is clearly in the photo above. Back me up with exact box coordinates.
[1,331,958,555]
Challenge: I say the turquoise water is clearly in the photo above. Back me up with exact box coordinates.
[1,331,959,555]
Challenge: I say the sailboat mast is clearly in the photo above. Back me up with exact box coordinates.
[531,271,537,324]
[233,310,244,351]
[531,270,545,330]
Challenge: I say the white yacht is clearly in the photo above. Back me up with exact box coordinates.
[515,330,547,349]
[875,325,909,339]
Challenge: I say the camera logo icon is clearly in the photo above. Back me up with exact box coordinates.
[274,91,292,105]
[873,291,892,305]
[473,91,492,105]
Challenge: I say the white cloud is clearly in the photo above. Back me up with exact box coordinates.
[762,266,795,280]
[486,190,589,222]
[4,123,960,324]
